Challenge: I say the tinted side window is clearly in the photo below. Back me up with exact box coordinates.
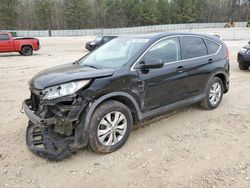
[144,37,181,63]
[0,34,10,40]
[181,36,207,59]
[204,39,220,54]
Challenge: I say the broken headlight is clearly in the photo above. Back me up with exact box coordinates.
[43,80,90,100]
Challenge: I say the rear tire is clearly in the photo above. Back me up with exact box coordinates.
[21,46,33,56]
[239,62,249,70]
[201,77,224,110]
[89,100,133,154]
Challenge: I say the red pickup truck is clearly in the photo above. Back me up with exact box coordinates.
[0,32,40,56]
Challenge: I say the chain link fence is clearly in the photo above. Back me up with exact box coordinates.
[1,22,248,39]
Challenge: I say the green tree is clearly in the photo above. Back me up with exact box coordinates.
[105,0,125,28]
[157,0,171,24]
[0,0,19,29]
[63,0,91,29]
[33,0,54,30]
[94,0,108,28]
[247,0,250,20]
[193,0,206,22]
[171,0,205,23]
[138,0,158,25]
[1,0,250,30]
[121,0,141,27]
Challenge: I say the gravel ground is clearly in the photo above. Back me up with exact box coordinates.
[0,35,250,188]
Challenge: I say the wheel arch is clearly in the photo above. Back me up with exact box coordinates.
[21,44,33,51]
[74,92,142,147]
[87,92,142,124]
[209,71,229,93]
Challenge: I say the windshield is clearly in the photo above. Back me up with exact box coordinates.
[80,37,149,69]
[95,36,103,42]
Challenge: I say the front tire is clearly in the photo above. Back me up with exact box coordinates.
[201,77,224,110]
[21,46,33,56]
[89,100,133,153]
[239,62,249,70]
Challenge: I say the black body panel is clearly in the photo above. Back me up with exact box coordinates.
[23,32,230,160]
[29,63,115,89]
[238,43,250,64]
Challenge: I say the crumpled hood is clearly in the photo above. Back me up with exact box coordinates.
[29,63,115,90]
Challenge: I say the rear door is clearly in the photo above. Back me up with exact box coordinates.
[179,36,213,98]
[0,34,14,52]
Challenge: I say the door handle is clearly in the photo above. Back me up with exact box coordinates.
[176,66,186,73]
[208,59,213,64]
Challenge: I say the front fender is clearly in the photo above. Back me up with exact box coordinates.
[73,92,142,148]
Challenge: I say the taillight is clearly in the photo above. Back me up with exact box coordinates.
[37,40,40,46]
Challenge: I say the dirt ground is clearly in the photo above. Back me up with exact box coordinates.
[0,35,250,188]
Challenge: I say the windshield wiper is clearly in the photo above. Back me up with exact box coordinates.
[83,64,101,69]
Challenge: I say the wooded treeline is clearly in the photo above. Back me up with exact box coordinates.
[0,0,249,30]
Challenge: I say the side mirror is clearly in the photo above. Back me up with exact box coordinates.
[248,41,250,44]
[140,58,164,69]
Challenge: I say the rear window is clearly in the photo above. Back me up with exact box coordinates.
[0,34,10,40]
[204,39,220,54]
[181,36,207,59]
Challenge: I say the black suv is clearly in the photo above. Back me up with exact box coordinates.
[23,33,230,160]
[85,36,117,51]
[238,41,250,70]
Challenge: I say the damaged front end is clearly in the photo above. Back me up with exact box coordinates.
[23,86,89,160]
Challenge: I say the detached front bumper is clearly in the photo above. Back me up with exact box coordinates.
[26,123,73,160]
[23,99,76,160]
[23,99,55,127]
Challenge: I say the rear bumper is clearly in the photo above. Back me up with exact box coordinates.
[238,52,250,64]
[85,43,93,51]
[34,44,40,51]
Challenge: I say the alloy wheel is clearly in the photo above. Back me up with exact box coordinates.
[209,82,222,106]
[97,111,127,146]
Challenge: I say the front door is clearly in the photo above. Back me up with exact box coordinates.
[136,37,189,111]
[0,34,14,52]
